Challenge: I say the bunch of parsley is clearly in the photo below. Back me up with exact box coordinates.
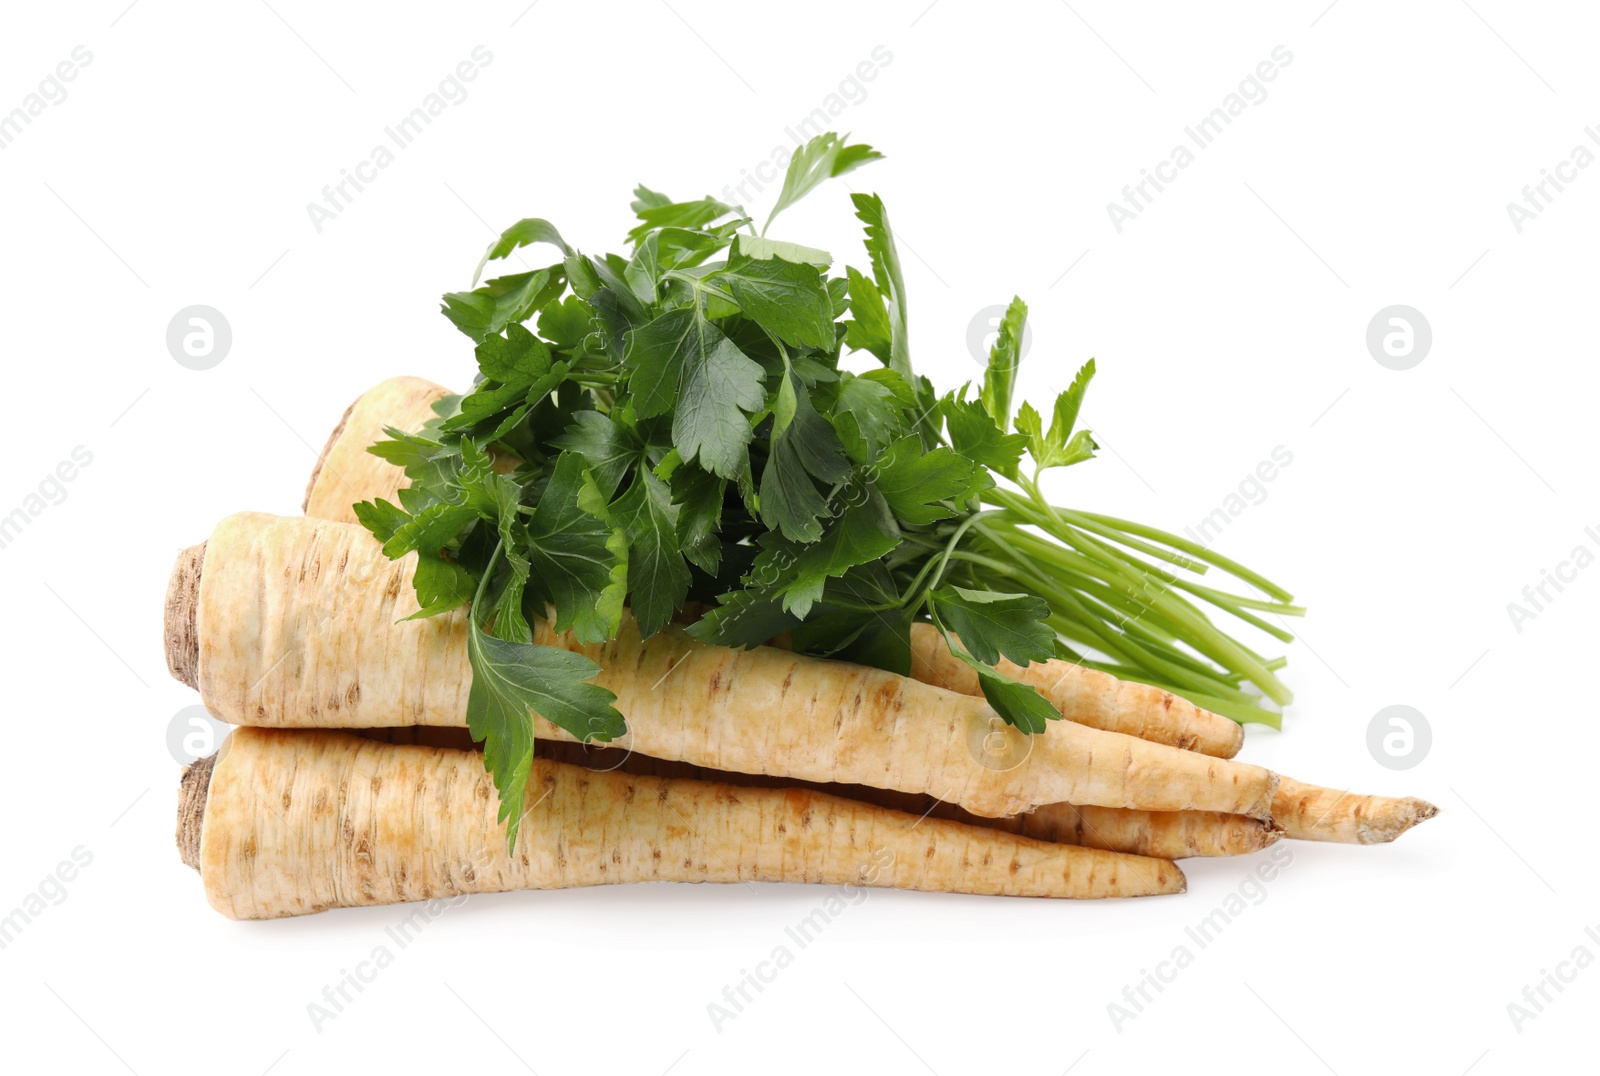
[357,134,1301,841]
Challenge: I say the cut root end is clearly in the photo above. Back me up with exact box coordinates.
[177,752,215,873]
[164,542,204,690]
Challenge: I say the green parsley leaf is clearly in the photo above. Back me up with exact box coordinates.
[843,266,893,365]
[751,487,901,617]
[951,649,1059,734]
[671,464,727,575]
[611,467,692,639]
[979,296,1027,432]
[943,394,1028,479]
[524,451,629,644]
[851,192,912,380]
[623,307,767,479]
[927,585,1054,667]
[550,411,637,500]
[1027,359,1100,471]
[441,266,567,343]
[831,370,907,464]
[473,218,571,286]
[466,619,623,849]
[763,133,883,234]
[628,191,736,246]
[758,368,852,542]
[871,435,981,524]
[720,242,837,351]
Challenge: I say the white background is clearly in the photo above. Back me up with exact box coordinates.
[1,1,1594,1073]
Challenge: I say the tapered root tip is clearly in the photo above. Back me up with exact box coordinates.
[302,394,358,512]
[164,542,205,690]
[1212,716,1246,759]
[1361,798,1440,845]
[177,752,215,872]
[1161,863,1187,895]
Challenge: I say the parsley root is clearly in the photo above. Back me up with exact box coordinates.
[303,376,448,524]
[571,742,1285,859]
[179,727,1186,918]
[365,733,1283,860]
[165,513,1281,821]
[908,623,1245,758]
[1270,777,1439,845]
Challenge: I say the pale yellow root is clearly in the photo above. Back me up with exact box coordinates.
[1015,802,1280,859]
[393,736,1281,860]
[302,376,449,523]
[181,727,1186,917]
[909,623,1244,758]
[915,655,1438,844]
[1270,776,1439,845]
[166,513,1280,820]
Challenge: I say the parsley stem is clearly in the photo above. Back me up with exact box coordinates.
[964,515,1294,706]
[1065,509,1295,603]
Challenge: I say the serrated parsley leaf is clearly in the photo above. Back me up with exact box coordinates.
[670,464,726,575]
[627,192,736,246]
[611,467,692,639]
[956,652,1058,735]
[843,266,893,365]
[408,554,477,620]
[720,242,837,351]
[943,394,1028,479]
[735,234,832,267]
[473,218,571,286]
[979,296,1027,432]
[832,370,907,464]
[759,368,852,542]
[366,425,449,470]
[927,586,1054,668]
[623,307,766,479]
[466,621,623,849]
[536,295,595,353]
[685,589,801,650]
[1026,359,1099,472]
[550,410,638,500]
[525,451,629,644]
[872,435,980,524]
[440,324,557,432]
[353,497,411,543]
[441,266,566,343]
[751,487,900,617]
[851,192,912,379]
[763,133,883,234]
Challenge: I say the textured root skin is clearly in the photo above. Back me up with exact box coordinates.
[164,543,205,689]
[188,728,1185,918]
[909,623,1245,759]
[1272,776,1439,844]
[302,377,449,524]
[1017,803,1281,859]
[527,740,1279,859]
[301,395,356,514]
[177,753,214,870]
[367,735,1280,859]
[171,514,1280,820]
